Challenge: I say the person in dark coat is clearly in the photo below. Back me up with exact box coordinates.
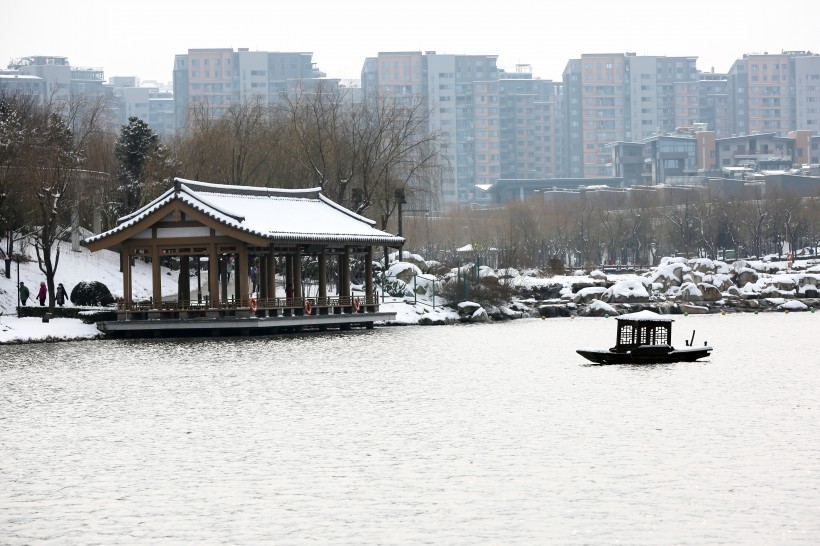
[56,283,67,307]
[18,282,30,306]
[37,281,47,306]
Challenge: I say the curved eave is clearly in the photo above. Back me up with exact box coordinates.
[84,198,270,251]
[84,195,405,251]
[266,233,405,246]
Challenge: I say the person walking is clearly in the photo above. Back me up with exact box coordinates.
[37,281,47,306]
[18,282,30,306]
[250,263,258,294]
[56,283,67,307]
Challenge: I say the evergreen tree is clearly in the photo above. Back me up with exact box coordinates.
[114,116,159,216]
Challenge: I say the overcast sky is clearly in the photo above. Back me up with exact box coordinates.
[3,0,819,85]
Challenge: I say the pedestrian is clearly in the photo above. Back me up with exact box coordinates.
[56,283,67,307]
[285,283,294,304]
[18,282,30,306]
[37,281,47,306]
[250,264,258,294]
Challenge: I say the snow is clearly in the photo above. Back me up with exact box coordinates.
[0,236,456,343]
[3,232,819,344]
[0,316,100,343]
[89,179,402,246]
[1,236,182,343]
[617,310,674,322]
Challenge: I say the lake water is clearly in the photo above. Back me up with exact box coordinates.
[1,313,819,545]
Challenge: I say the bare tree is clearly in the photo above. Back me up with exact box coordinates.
[0,92,40,276]
[23,95,106,309]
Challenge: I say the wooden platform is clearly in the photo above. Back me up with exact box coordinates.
[96,311,396,338]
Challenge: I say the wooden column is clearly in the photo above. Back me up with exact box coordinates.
[294,247,303,301]
[342,246,351,299]
[152,244,161,308]
[208,243,219,307]
[179,255,190,303]
[233,253,240,301]
[285,255,293,297]
[121,247,131,310]
[237,245,249,304]
[365,247,374,304]
[266,247,276,301]
[318,252,327,302]
[220,256,228,303]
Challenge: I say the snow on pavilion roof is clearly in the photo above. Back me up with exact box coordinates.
[84,178,405,247]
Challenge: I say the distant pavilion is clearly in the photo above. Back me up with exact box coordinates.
[83,178,404,335]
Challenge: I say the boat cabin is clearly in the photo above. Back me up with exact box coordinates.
[613,310,673,350]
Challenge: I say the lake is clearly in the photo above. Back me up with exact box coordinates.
[1,313,819,545]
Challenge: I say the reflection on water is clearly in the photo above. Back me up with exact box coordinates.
[2,314,819,545]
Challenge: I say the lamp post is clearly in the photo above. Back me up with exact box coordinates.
[15,253,20,317]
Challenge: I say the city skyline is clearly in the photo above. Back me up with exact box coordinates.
[4,0,819,84]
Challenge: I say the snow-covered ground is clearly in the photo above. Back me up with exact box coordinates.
[2,238,818,344]
[0,238,458,344]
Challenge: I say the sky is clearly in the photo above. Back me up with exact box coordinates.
[3,0,820,85]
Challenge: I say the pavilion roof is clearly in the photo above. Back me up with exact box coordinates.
[83,178,405,247]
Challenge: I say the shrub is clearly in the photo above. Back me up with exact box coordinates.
[438,275,516,309]
[547,256,566,276]
[70,281,115,307]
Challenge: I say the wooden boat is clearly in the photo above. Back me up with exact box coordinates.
[576,310,712,365]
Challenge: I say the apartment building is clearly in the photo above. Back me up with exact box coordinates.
[698,72,731,138]
[793,55,820,134]
[362,51,503,207]
[498,74,563,181]
[172,48,334,132]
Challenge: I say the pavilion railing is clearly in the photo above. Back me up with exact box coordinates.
[119,294,379,314]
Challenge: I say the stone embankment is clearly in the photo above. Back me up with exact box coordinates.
[392,254,820,324]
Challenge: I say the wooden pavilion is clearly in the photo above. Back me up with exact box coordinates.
[83,178,405,336]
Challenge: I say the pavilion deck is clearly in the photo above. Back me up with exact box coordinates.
[100,295,394,338]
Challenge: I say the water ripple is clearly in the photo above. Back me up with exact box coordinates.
[1,314,819,544]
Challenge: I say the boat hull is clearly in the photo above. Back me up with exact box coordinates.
[577,344,712,365]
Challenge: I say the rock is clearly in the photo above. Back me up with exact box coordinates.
[697,283,722,302]
[677,282,704,302]
[457,301,482,316]
[572,286,607,304]
[585,300,618,317]
[733,268,758,287]
[468,307,490,323]
[538,305,572,318]
[678,303,709,314]
[589,269,608,281]
[601,279,650,303]
[779,300,809,312]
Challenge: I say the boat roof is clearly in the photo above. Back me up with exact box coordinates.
[617,310,674,322]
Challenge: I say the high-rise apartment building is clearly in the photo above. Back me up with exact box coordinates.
[792,54,820,135]
[498,73,563,180]
[364,52,564,207]
[564,54,701,179]
[698,72,731,138]
[362,51,505,207]
[563,53,629,178]
[172,48,334,132]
